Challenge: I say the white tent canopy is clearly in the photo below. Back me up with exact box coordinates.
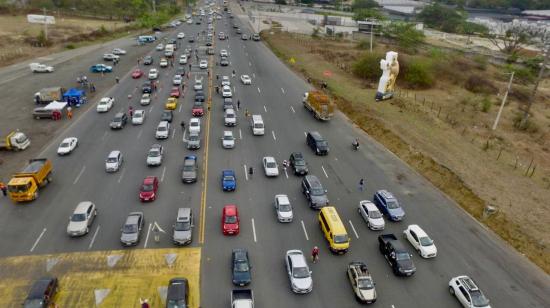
[43,100,67,110]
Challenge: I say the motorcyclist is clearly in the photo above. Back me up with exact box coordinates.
[352,138,359,150]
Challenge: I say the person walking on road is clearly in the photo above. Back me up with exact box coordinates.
[359,178,365,192]
[180,120,185,132]
[0,182,7,197]
[237,100,240,110]
[311,246,320,263]
[66,106,73,120]
[115,76,120,84]
[128,106,134,118]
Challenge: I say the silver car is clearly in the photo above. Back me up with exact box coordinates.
[187,132,201,150]
[105,150,123,172]
[132,110,145,125]
[181,155,198,183]
[146,144,164,166]
[173,208,193,245]
[120,212,144,246]
[67,201,97,236]
[140,93,151,106]
[358,200,385,231]
[274,194,293,223]
[285,250,313,294]
[222,130,235,149]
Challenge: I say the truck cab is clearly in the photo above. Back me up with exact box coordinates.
[1,131,30,151]
[378,234,416,276]
[231,289,254,308]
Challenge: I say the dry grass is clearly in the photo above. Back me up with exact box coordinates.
[262,31,550,273]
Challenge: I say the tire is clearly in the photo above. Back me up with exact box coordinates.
[449,286,455,295]
[85,227,90,234]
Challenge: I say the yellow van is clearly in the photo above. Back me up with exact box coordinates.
[318,206,350,254]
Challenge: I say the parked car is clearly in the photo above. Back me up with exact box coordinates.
[358,200,385,230]
[23,277,58,308]
[221,169,236,191]
[222,204,240,235]
[232,248,252,286]
[403,224,437,258]
[449,276,491,308]
[139,176,159,201]
[66,201,97,236]
[120,212,144,246]
[285,250,312,294]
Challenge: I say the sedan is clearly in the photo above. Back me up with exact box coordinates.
[222,85,232,98]
[160,58,168,68]
[221,169,236,191]
[57,137,78,155]
[263,156,279,177]
[222,204,239,235]
[240,75,252,85]
[199,59,208,69]
[220,49,228,57]
[181,155,198,183]
[403,224,437,258]
[177,32,185,39]
[241,34,249,40]
[142,82,153,94]
[161,110,173,123]
[179,55,188,64]
[66,201,97,236]
[192,101,204,117]
[232,248,252,286]
[103,53,120,61]
[146,144,164,166]
[90,64,112,73]
[189,118,201,134]
[221,76,230,86]
[132,69,144,78]
[173,75,183,85]
[187,132,201,150]
[274,194,293,222]
[139,176,159,202]
[148,68,159,79]
[112,48,126,55]
[222,130,235,149]
[120,212,144,246]
[132,109,145,125]
[143,56,154,65]
[140,93,152,105]
[285,250,313,294]
[170,87,181,98]
[220,57,229,66]
[156,43,164,51]
[97,97,114,112]
[165,97,178,110]
[23,277,58,308]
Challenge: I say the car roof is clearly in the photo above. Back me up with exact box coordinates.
[377,190,396,201]
[108,150,121,157]
[61,137,75,143]
[75,201,93,213]
[291,152,304,159]
[115,112,124,117]
[360,200,377,210]
[407,224,427,236]
[232,248,247,259]
[276,195,290,204]
[127,211,143,220]
[305,175,322,187]
[158,121,169,127]
[309,131,323,140]
[134,110,144,115]
[264,156,276,162]
[177,208,191,221]
[287,250,307,267]
[28,277,56,298]
[143,176,157,184]
[224,204,237,214]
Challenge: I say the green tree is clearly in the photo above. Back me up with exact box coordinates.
[418,3,466,33]
[275,0,287,5]
[351,0,378,11]
[352,8,385,21]
[383,22,425,53]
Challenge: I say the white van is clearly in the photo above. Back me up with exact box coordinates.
[250,115,264,136]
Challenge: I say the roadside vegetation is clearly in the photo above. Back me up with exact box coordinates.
[261,28,550,273]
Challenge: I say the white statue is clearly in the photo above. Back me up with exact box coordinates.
[376,51,399,101]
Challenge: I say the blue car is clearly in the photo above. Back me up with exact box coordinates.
[373,190,405,221]
[222,169,236,191]
[232,248,251,286]
[90,64,113,73]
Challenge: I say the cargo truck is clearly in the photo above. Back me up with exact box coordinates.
[0,131,30,151]
[302,91,335,121]
[34,87,65,105]
[8,158,53,202]
[231,289,254,308]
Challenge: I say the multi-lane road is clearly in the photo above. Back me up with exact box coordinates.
[0,1,549,307]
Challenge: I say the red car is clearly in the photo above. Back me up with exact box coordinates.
[139,176,159,202]
[192,101,204,117]
[170,87,181,98]
[222,204,239,235]
[132,69,144,79]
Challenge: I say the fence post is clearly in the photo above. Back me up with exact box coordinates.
[437,107,442,117]
[497,148,503,160]
[514,156,519,169]
[525,158,534,176]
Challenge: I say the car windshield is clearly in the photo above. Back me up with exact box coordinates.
[358,278,374,289]
[234,260,249,272]
[294,160,305,166]
[113,117,122,122]
[99,101,107,106]
[149,149,160,157]
[310,186,325,196]
[386,200,400,209]
[226,113,234,118]
[122,223,138,233]
[254,123,263,128]
[71,213,87,222]
[189,135,198,141]
[134,113,143,118]
[107,157,118,163]
[266,162,276,168]
[174,221,190,231]
[60,142,70,147]
[369,210,383,219]
[419,236,434,246]
[318,141,328,147]
[191,122,198,127]
[396,252,411,261]
[223,136,233,140]
[293,266,310,279]
[167,299,186,307]
[162,112,171,117]
[158,126,167,132]
[279,203,291,212]
[333,234,349,244]
[223,176,234,181]
[471,290,490,307]
[183,164,195,171]
[224,215,237,224]
[142,184,154,191]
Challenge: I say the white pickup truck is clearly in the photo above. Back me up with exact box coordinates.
[231,289,254,308]
[29,63,54,73]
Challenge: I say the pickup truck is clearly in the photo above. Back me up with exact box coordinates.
[7,158,53,202]
[347,261,377,304]
[34,87,65,105]
[302,91,335,121]
[0,131,30,151]
[231,289,254,308]
[29,63,54,73]
[378,234,416,277]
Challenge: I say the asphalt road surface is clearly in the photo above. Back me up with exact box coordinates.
[0,1,549,308]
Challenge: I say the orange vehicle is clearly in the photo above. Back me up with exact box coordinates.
[302,91,335,121]
[8,158,52,202]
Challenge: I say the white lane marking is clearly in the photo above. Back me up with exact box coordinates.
[101,131,108,140]
[137,129,143,139]
[349,220,360,239]
[301,221,309,241]
[73,165,86,185]
[290,106,295,113]
[239,129,242,140]
[161,166,167,182]
[244,164,249,181]
[251,218,257,242]
[257,87,261,93]
[149,105,154,113]
[321,165,329,178]
[271,130,276,141]
[30,228,47,252]
[179,104,182,113]
[303,131,307,137]
[249,61,252,66]
[233,86,236,93]
[171,128,176,139]
[144,223,152,248]
[281,87,285,94]
[284,168,289,179]
[263,105,267,112]
[252,73,255,78]
[88,225,100,249]
[117,168,126,183]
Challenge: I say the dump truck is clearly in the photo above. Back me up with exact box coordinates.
[34,87,65,105]
[0,131,30,151]
[302,91,335,121]
[8,158,53,202]
[231,289,254,308]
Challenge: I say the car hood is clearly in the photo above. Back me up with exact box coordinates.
[173,230,192,242]
[223,140,234,146]
[311,194,328,206]
[223,180,235,188]
[294,165,308,173]
[421,245,437,256]
[292,276,312,291]
[397,258,415,271]
[67,221,87,232]
[224,222,238,230]
[121,232,138,243]
[105,162,119,169]
[278,210,293,220]
[359,288,376,301]
[58,147,70,153]
[147,156,161,164]
[140,191,154,198]
[388,207,405,218]
[182,170,196,179]
[370,217,385,227]
[233,270,251,284]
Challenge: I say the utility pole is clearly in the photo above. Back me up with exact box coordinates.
[520,46,548,129]
[152,0,156,13]
[43,7,48,41]
[369,23,373,53]
[492,71,514,130]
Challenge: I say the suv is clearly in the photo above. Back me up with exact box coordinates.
[105,150,123,172]
[449,276,491,308]
[120,212,144,246]
[301,175,329,209]
[285,250,312,294]
[173,208,193,245]
[32,107,54,119]
[23,277,58,308]
[373,190,405,221]
[110,112,128,129]
[289,152,308,175]
[306,131,329,155]
[167,278,189,307]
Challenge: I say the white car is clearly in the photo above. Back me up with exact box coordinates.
[449,276,491,308]
[156,43,164,51]
[199,60,208,69]
[57,137,78,155]
[146,144,164,166]
[66,201,97,236]
[29,63,54,73]
[140,93,151,106]
[189,118,201,135]
[177,32,185,39]
[240,75,252,85]
[220,49,228,57]
[222,130,235,149]
[187,19,193,24]
[132,110,145,125]
[173,75,183,85]
[403,225,437,258]
[263,156,279,177]
[274,194,293,222]
[155,121,170,139]
[96,97,114,112]
[221,76,230,86]
[224,108,237,126]
[358,200,385,230]
[179,55,188,64]
[112,48,126,55]
[194,78,203,91]
[160,58,168,68]
[103,53,120,61]
[148,69,159,79]
[222,85,232,98]
[285,250,312,294]
[105,150,123,172]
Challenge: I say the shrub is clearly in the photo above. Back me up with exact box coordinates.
[352,52,383,81]
[504,64,535,84]
[35,30,51,47]
[356,40,370,49]
[464,74,497,94]
[472,54,488,70]
[65,44,76,50]
[480,96,492,113]
[401,59,434,89]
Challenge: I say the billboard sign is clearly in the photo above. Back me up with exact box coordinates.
[27,14,56,25]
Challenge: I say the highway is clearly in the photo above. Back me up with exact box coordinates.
[0,0,549,307]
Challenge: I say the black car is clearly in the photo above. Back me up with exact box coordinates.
[168,38,177,44]
[188,36,195,43]
[233,24,239,29]
[232,248,252,286]
[195,91,205,102]
[167,277,189,307]
[143,56,153,65]
[301,175,329,209]
[142,81,153,93]
[220,56,229,66]
[378,234,416,276]
[306,131,329,155]
[289,152,309,175]
[176,67,185,76]
[236,28,242,34]
[161,110,173,123]
[23,277,58,308]
[205,40,212,46]
[110,112,128,129]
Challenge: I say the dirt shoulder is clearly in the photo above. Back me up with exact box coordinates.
[261,31,550,273]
